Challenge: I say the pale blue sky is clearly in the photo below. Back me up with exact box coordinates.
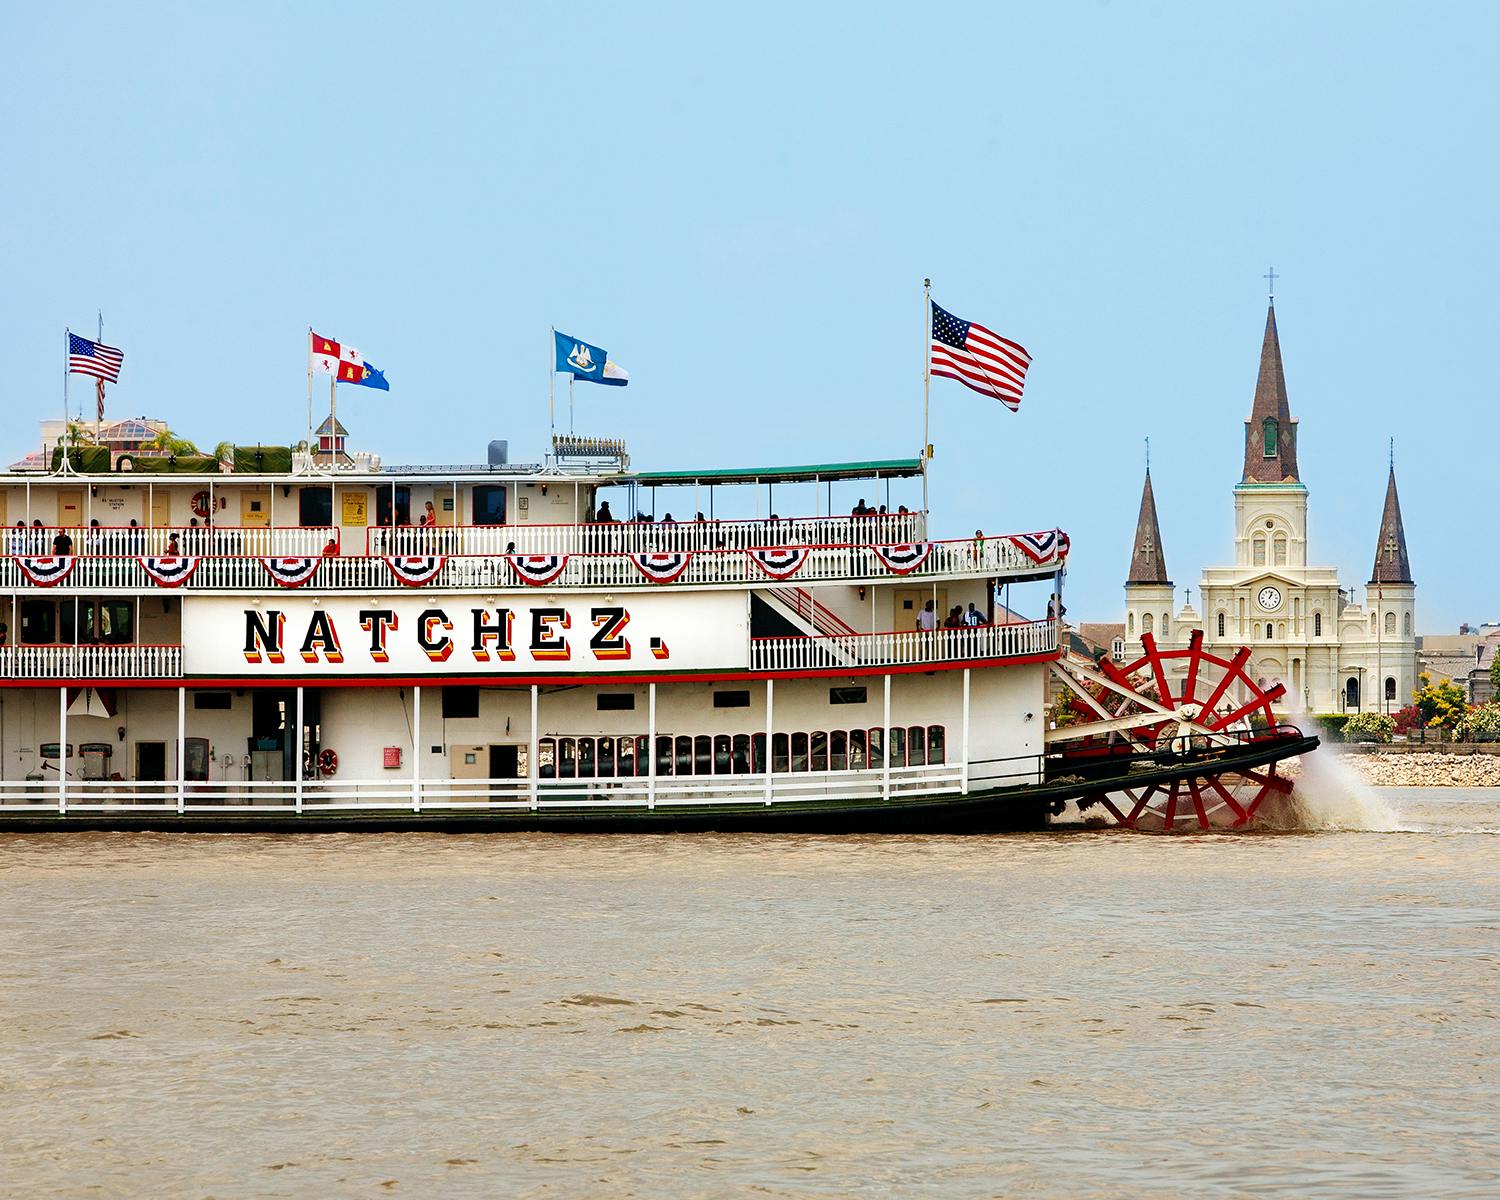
[1,3,1494,629]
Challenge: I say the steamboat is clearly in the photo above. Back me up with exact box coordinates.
[0,410,1315,833]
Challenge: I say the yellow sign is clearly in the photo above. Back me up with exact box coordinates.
[341,492,368,527]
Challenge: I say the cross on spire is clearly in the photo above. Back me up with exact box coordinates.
[1264,267,1278,304]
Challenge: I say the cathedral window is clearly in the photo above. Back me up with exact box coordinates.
[1273,536,1287,566]
[1385,677,1397,702]
[1313,612,1322,637]
[1403,612,1411,636]
[1161,614,1170,637]
[1253,537,1266,566]
[1370,614,1378,635]
[1128,612,1135,635]
[1142,612,1154,634]
[1266,623,1273,640]
[1262,418,1278,458]
[1384,611,1396,636]
[1216,612,1225,637]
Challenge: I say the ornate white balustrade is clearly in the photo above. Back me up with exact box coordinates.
[7,526,336,558]
[0,643,183,680]
[749,620,1059,672]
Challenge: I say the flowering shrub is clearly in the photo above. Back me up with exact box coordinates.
[1343,712,1396,743]
[1454,703,1500,743]
[1414,674,1468,729]
[1392,704,1423,736]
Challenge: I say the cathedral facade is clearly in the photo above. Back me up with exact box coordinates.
[1122,304,1416,715]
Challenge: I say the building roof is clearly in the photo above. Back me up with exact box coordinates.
[625,458,922,487]
[1077,622,1126,656]
[315,416,349,437]
[1369,466,1413,585]
[1242,304,1300,483]
[1126,470,1171,585]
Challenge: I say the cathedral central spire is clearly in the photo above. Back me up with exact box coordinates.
[1126,469,1171,585]
[1242,304,1300,484]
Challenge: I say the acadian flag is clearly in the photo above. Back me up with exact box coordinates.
[310,331,389,389]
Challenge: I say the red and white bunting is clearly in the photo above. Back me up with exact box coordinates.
[139,556,201,587]
[385,555,446,587]
[871,543,933,575]
[260,557,322,588]
[507,554,569,586]
[748,546,812,580]
[629,551,692,584]
[15,556,77,587]
[1008,529,1065,565]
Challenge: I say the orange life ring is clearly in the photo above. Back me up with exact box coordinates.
[317,748,338,776]
[191,490,211,518]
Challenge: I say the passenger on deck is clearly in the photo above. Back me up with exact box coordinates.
[596,501,615,523]
[943,606,964,629]
[9,522,25,556]
[964,603,984,626]
[31,518,45,554]
[51,528,73,557]
[166,534,181,556]
[972,529,985,563]
[322,538,339,557]
[917,600,937,632]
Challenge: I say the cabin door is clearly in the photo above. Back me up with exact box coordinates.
[57,488,84,530]
[489,745,522,778]
[136,741,166,781]
[149,489,171,530]
[240,488,271,527]
[893,587,948,631]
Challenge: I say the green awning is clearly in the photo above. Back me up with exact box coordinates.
[622,458,922,487]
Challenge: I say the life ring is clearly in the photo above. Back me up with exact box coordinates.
[317,748,338,776]
[191,490,211,518]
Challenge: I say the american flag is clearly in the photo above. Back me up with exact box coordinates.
[67,333,124,384]
[929,301,1030,411]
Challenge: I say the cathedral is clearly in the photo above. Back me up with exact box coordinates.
[1121,303,1416,715]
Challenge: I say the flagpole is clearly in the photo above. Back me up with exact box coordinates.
[569,373,575,435]
[329,374,337,468]
[548,326,556,460]
[921,277,932,517]
[63,326,71,470]
[96,310,105,440]
[306,327,314,467]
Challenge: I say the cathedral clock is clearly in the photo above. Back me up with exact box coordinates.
[1257,585,1282,612]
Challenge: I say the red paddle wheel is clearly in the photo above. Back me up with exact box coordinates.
[1046,630,1299,831]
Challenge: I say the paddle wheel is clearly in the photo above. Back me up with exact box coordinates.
[1045,630,1300,831]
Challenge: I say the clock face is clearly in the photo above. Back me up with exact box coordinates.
[1257,586,1282,612]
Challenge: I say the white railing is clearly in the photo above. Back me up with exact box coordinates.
[0,760,966,814]
[365,512,927,557]
[749,620,1059,672]
[8,526,336,558]
[0,535,1061,593]
[0,643,182,679]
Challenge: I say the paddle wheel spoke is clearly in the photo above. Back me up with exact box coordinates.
[1186,778,1211,830]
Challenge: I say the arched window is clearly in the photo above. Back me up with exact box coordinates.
[1345,677,1360,709]
[1370,613,1378,635]
[1266,623,1273,640]
[1262,418,1278,457]
[1253,537,1267,566]
[1111,637,1124,661]
[1314,612,1322,637]
[1161,613,1170,637]
[1385,676,1397,702]
[1273,536,1287,566]
[1385,611,1396,635]
[1216,612,1225,637]
[1128,612,1135,635]
[1403,612,1412,636]
[1142,612,1153,634]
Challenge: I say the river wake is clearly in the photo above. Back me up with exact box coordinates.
[1263,748,1403,832]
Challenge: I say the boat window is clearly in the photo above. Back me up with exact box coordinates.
[867,727,884,769]
[675,735,692,775]
[184,737,210,783]
[597,736,615,777]
[713,734,732,774]
[773,733,790,772]
[810,732,828,772]
[597,692,635,711]
[713,690,751,708]
[441,687,479,719]
[472,485,506,526]
[557,737,577,779]
[830,686,867,705]
[927,726,946,765]
[849,729,867,769]
[694,735,712,775]
[98,600,134,644]
[375,485,411,529]
[538,738,556,779]
[750,733,766,774]
[888,726,906,768]
[20,599,55,644]
[299,486,332,528]
[656,736,674,776]
[58,600,96,644]
[907,726,927,766]
[193,691,232,711]
[732,734,752,774]
[830,730,848,772]
[790,732,808,772]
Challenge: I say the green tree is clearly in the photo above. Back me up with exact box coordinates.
[1490,644,1500,692]
[145,428,201,457]
[1413,672,1468,729]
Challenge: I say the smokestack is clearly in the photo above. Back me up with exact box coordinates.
[487,440,508,466]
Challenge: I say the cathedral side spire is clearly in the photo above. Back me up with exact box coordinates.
[1126,469,1171,585]
[1242,304,1300,484]
[1369,465,1413,585]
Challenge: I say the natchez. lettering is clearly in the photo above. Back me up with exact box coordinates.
[243,605,636,665]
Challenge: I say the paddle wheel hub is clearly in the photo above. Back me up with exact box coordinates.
[1045,630,1304,831]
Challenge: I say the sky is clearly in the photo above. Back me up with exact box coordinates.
[1,3,1494,631]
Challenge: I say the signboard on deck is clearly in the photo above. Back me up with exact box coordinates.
[341,492,368,527]
[180,592,750,676]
